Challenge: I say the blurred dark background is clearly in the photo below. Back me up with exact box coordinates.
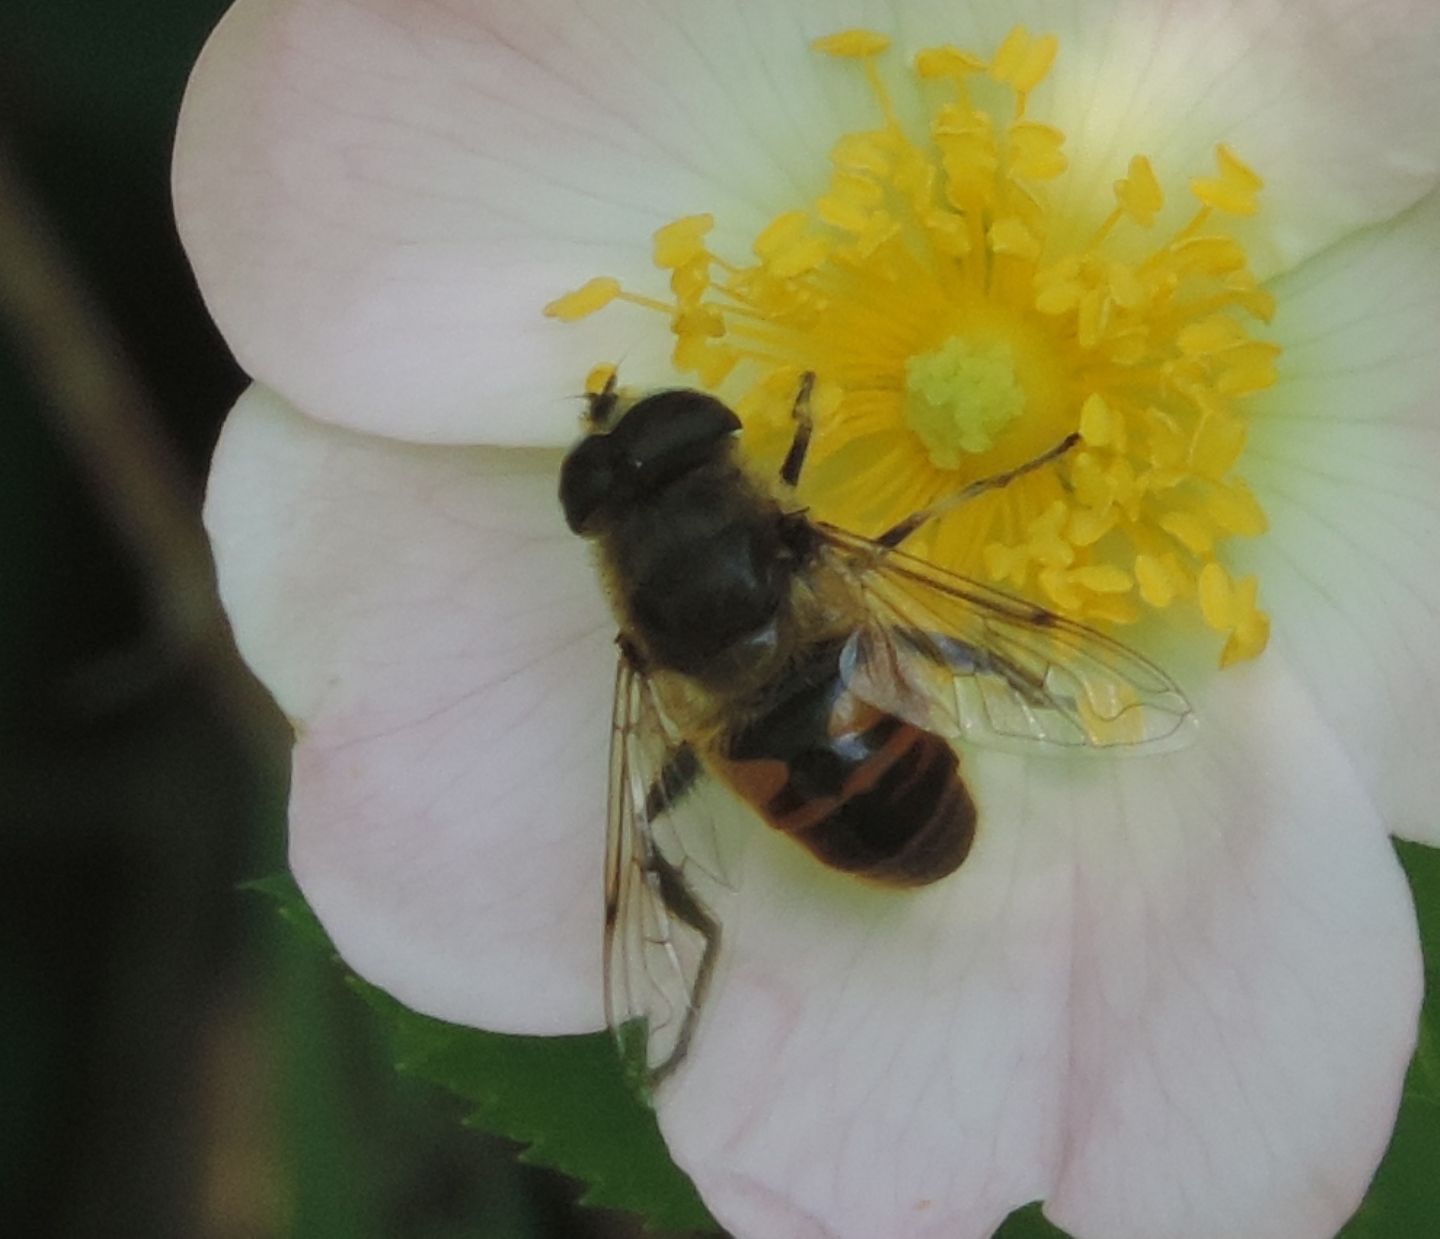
[0,4,669,1236]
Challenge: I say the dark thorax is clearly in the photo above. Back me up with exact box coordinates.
[560,388,819,701]
[608,457,812,682]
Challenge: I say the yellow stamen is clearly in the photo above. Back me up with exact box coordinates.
[543,277,621,321]
[545,25,1279,668]
[653,214,715,269]
[1191,145,1264,217]
[812,30,892,59]
[1113,155,1163,227]
[914,46,985,80]
[1008,122,1068,180]
[990,27,1059,94]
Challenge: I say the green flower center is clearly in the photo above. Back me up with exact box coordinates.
[904,338,1027,465]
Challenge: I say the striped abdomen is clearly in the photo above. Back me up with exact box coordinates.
[714,642,975,886]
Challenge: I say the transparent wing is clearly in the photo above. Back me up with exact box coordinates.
[816,524,1196,753]
[604,655,728,1090]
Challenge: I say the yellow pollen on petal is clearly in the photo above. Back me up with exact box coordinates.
[545,25,1280,669]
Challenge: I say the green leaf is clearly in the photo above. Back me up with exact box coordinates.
[993,1203,1068,1238]
[251,874,718,1233]
[244,874,333,951]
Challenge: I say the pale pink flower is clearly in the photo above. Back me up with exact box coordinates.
[176,2,1440,1237]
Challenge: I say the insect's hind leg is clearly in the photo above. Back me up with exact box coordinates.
[635,739,722,1086]
[645,843,721,1086]
[778,371,817,490]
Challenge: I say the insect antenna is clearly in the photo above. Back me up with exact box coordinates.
[779,370,817,489]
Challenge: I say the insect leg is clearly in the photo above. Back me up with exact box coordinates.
[778,371,817,490]
[643,743,701,821]
[644,843,721,1086]
[875,431,1082,550]
[585,367,620,428]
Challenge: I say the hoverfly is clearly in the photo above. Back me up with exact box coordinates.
[560,373,1194,1085]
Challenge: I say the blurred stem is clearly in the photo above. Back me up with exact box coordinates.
[273,926,378,1239]
[0,138,276,744]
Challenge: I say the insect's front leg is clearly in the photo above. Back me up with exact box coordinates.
[778,370,817,490]
[876,431,1083,549]
[585,367,620,427]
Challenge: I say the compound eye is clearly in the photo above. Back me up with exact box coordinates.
[559,433,623,534]
[613,389,741,490]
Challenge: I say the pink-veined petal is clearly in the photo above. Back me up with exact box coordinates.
[205,385,614,1030]
[173,0,867,445]
[1047,656,1418,1239]
[656,657,1419,1239]
[1239,187,1440,845]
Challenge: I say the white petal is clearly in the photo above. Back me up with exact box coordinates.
[656,658,1419,1239]
[205,386,614,1030]
[174,0,870,444]
[822,0,1440,274]
[944,0,1440,278]
[1047,658,1418,1239]
[1238,188,1440,844]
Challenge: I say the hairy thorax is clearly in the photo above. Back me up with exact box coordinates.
[594,454,860,737]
